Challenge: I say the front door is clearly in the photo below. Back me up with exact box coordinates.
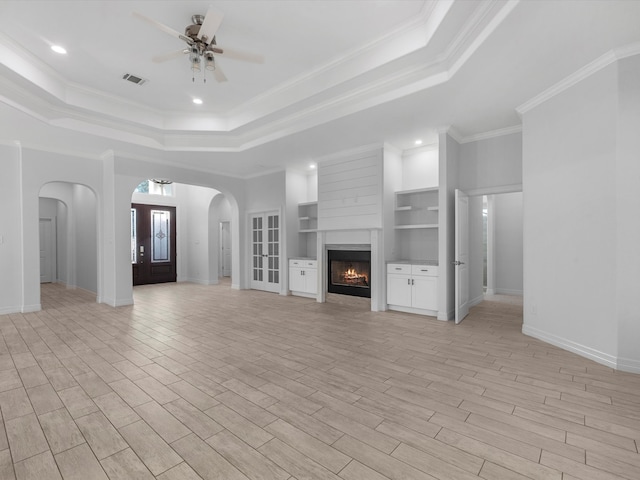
[250,212,280,293]
[131,203,177,285]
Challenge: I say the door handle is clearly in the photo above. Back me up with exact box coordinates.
[452,261,465,266]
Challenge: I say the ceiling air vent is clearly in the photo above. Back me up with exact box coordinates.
[122,73,148,86]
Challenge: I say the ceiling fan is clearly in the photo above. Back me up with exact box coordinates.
[133,6,264,83]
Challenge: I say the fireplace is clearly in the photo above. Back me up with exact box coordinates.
[327,250,371,298]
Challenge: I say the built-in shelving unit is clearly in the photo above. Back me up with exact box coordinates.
[393,186,439,261]
[394,187,439,229]
[298,201,318,232]
[297,201,318,258]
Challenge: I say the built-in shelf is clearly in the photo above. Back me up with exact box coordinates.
[393,186,439,261]
[298,201,318,257]
[299,229,318,233]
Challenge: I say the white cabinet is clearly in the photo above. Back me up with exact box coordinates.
[289,259,317,298]
[387,263,438,314]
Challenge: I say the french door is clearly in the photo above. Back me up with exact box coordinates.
[250,211,280,293]
[131,203,177,285]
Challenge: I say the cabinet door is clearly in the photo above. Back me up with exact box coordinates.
[304,268,318,295]
[412,275,438,311]
[387,274,411,307]
[289,267,305,293]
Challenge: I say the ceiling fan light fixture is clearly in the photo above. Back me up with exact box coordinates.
[205,53,215,71]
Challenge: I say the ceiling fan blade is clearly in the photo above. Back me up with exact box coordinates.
[132,11,193,45]
[152,50,187,63]
[198,6,224,44]
[213,64,228,83]
[214,46,264,63]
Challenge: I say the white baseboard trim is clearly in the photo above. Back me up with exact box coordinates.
[437,308,454,321]
[0,306,21,315]
[231,283,241,290]
[388,304,438,318]
[469,294,484,308]
[485,288,496,295]
[181,277,216,285]
[22,304,41,313]
[616,356,640,374]
[496,288,523,296]
[101,297,134,307]
[522,324,618,370]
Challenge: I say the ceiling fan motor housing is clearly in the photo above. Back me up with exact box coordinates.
[185,24,201,40]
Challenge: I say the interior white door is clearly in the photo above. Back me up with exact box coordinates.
[221,221,231,277]
[250,212,280,293]
[39,218,55,283]
[455,189,470,324]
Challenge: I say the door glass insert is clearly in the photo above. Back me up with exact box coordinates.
[252,216,263,281]
[267,214,279,285]
[151,209,170,263]
[131,208,137,264]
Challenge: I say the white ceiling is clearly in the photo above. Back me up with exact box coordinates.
[1,0,640,177]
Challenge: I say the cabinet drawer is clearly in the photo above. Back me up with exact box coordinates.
[290,259,314,267]
[412,265,438,276]
[387,263,411,275]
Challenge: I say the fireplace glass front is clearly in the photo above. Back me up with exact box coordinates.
[327,250,371,298]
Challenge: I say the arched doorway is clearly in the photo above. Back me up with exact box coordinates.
[39,182,99,297]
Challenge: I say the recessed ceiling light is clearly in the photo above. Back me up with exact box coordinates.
[309,163,316,169]
[414,139,423,145]
[51,45,67,55]
[192,98,203,105]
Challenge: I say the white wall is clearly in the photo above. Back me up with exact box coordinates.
[0,143,24,314]
[183,185,219,284]
[246,171,285,212]
[209,194,232,280]
[438,133,460,320]
[73,185,98,293]
[615,55,640,372]
[468,195,484,306]
[459,132,522,192]
[401,145,439,190]
[494,192,523,295]
[522,62,619,368]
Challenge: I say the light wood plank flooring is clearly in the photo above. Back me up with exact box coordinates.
[0,281,639,479]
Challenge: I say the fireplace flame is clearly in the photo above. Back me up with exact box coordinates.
[343,266,368,285]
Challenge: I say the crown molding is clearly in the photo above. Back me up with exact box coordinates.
[0,0,521,157]
[459,124,522,144]
[517,41,640,115]
[401,143,439,157]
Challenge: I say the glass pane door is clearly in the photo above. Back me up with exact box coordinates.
[252,215,263,282]
[267,214,279,285]
[250,212,280,292]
